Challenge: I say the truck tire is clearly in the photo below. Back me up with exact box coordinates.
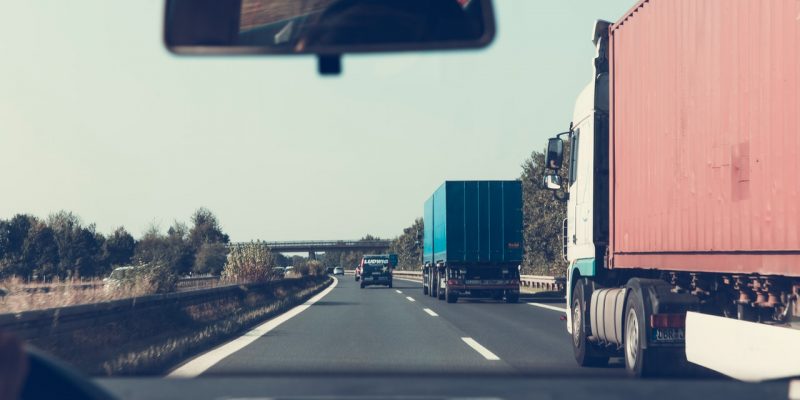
[505,291,519,304]
[571,279,609,367]
[388,281,393,288]
[423,284,429,295]
[438,285,445,300]
[624,288,660,377]
[360,282,365,289]
[446,287,458,303]
[355,276,360,282]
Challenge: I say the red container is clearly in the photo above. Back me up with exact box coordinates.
[608,0,800,276]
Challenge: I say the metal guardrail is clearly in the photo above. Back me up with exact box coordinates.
[0,277,325,341]
[349,270,565,291]
[520,275,566,292]
[229,240,390,250]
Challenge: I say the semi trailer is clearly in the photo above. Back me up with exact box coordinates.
[543,0,800,380]
[422,181,523,303]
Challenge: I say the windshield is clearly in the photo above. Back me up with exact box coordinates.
[2,1,797,398]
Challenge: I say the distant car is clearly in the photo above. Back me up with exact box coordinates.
[103,265,144,291]
[333,267,344,275]
[284,266,295,275]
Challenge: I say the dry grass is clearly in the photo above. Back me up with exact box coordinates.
[0,276,223,314]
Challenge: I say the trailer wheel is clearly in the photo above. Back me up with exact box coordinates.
[446,287,458,303]
[624,288,660,377]
[571,280,609,367]
[505,291,519,304]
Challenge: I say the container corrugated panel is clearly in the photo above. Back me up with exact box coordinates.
[425,181,523,266]
[609,0,800,276]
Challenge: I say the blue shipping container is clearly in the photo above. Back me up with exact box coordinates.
[422,181,523,266]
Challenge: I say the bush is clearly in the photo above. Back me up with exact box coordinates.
[296,260,325,277]
[137,263,178,293]
[221,243,276,283]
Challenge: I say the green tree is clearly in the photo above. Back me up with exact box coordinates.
[102,227,136,268]
[189,208,230,248]
[520,148,570,276]
[134,222,194,275]
[193,242,228,275]
[47,211,102,278]
[22,222,60,279]
[388,218,423,270]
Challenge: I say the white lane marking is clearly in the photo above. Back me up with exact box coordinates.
[527,302,567,313]
[423,308,438,317]
[406,296,416,302]
[395,290,403,294]
[461,337,500,361]
[167,277,339,378]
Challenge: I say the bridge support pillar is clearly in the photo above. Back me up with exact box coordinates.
[308,251,316,260]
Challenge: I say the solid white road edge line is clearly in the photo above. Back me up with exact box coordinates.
[166,277,339,378]
[527,302,567,313]
[423,308,439,317]
[406,296,416,302]
[461,337,500,361]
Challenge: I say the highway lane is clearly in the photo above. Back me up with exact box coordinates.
[177,275,626,378]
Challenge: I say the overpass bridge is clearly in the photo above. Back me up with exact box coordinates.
[227,240,391,259]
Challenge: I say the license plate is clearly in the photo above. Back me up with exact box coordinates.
[652,328,685,343]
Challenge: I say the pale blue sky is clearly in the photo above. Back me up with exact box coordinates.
[0,0,633,241]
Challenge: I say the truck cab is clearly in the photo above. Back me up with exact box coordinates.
[544,20,611,340]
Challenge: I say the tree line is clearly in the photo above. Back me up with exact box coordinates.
[2,148,566,280]
[0,208,230,281]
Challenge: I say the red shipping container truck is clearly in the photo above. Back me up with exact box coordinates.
[543,0,800,380]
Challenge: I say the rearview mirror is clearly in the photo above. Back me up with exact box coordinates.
[164,0,496,58]
[543,174,562,191]
[545,138,564,170]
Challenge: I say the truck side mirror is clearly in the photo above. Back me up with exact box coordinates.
[543,174,562,190]
[546,138,564,170]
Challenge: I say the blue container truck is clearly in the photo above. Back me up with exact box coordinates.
[422,181,523,303]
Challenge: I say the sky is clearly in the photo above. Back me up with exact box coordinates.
[0,0,634,242]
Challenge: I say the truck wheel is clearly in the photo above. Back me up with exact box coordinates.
[388,281,393,288]
[360,282,365,289]
[505,291,519,304]
[423,284,429,295]
[355,276,360,282]
[438,286,445,300]
[446,287,458,303]
[571,280,609,367]
[624,288,660,377]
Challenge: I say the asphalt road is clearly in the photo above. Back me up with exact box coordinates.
[175,276,626,378]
